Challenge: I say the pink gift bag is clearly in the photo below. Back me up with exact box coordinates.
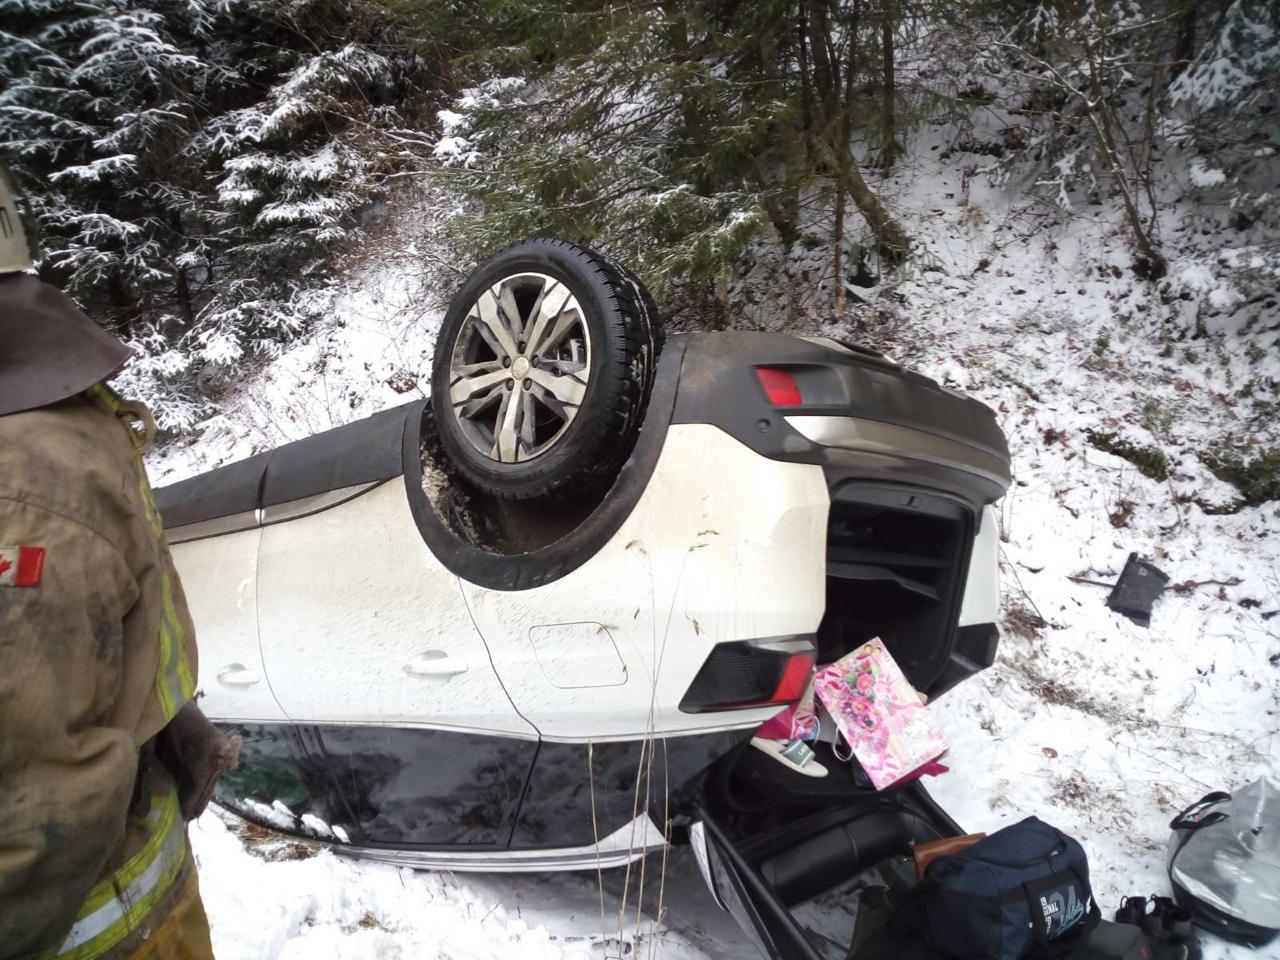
[757,681,819,741]
[812,637,947,790]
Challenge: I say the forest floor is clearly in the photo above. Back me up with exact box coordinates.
[152,120,1279,959]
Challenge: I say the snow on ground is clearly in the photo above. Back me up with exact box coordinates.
[190,808,752,960]
[149,137,1277,957]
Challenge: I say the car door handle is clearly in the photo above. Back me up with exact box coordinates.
[216,663,261,686]
[404,652,468,678]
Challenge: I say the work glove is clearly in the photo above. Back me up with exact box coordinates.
[155,700,242,821]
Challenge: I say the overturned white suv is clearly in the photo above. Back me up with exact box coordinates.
[157,239,1010,959]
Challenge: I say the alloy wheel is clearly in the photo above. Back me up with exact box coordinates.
[446,272,592,463]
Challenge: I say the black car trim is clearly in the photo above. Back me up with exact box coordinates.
[165,482,391,545]
[259,481,382,527]
[401,337,686,591]
[931,622,1000,699]
[155,450,271,530]
[823,457,1003,527]
[786,414,1012,488]
[261,401,418,507]
[154,398,425,531]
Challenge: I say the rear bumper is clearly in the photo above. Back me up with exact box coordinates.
[672,331,1011,512]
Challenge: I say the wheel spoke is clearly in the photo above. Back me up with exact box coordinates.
[491,386,522,462]
[449,364,508,410]
[534,308,581,356]
[528,367,586,407]
[472,289,519,359]
[525,280,573,356]
[497,282,524,340]
[528,380,568,422]
[516,390,537,461]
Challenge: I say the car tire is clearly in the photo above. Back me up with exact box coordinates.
[430,238,661,501]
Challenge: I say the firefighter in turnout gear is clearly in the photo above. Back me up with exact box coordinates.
[0,167,236,958]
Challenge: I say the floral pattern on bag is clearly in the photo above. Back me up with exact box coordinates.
[813,637,947,790]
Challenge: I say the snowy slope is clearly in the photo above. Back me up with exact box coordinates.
[148,140,1277,957]
[817,119,1280,960]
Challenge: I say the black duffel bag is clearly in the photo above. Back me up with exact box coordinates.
[920,816,1101,959]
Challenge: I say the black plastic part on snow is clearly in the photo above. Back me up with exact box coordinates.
[1106,552,1170,627]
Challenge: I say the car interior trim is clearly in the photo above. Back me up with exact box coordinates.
[812,479,981,699]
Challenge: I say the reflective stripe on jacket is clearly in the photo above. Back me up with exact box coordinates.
[52,785,187,960]
[0,383,199,959]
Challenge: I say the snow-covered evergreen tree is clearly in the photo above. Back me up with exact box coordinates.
[0,0,429,429]
[411,1,916,319]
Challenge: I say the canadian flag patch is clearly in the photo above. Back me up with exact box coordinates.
[0,545,45,587]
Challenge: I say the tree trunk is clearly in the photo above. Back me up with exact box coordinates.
[832,0,909,267]
[797,6,816,167]
[834,175,847,313]
[763,182,802,251]
[1171,0,1197,80]
[174,268,195,330]
[665,7,709,191]
[876,0,902,168]
[1080,32,1166,278]
[806,0,838,135]
[840,158,910,265]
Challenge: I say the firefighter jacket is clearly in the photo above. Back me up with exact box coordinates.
[0,383,199,959]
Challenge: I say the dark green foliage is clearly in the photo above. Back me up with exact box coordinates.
[393,0,915,306]
[1085,429,1170,482]
[1203,448,1280,506]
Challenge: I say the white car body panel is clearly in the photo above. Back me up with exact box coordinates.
[460,424,830,741]
[253,479,536,738]
[175,526,285,721]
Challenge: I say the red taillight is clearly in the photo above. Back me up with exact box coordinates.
[768,652,815,704]
[756,367,803,405]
